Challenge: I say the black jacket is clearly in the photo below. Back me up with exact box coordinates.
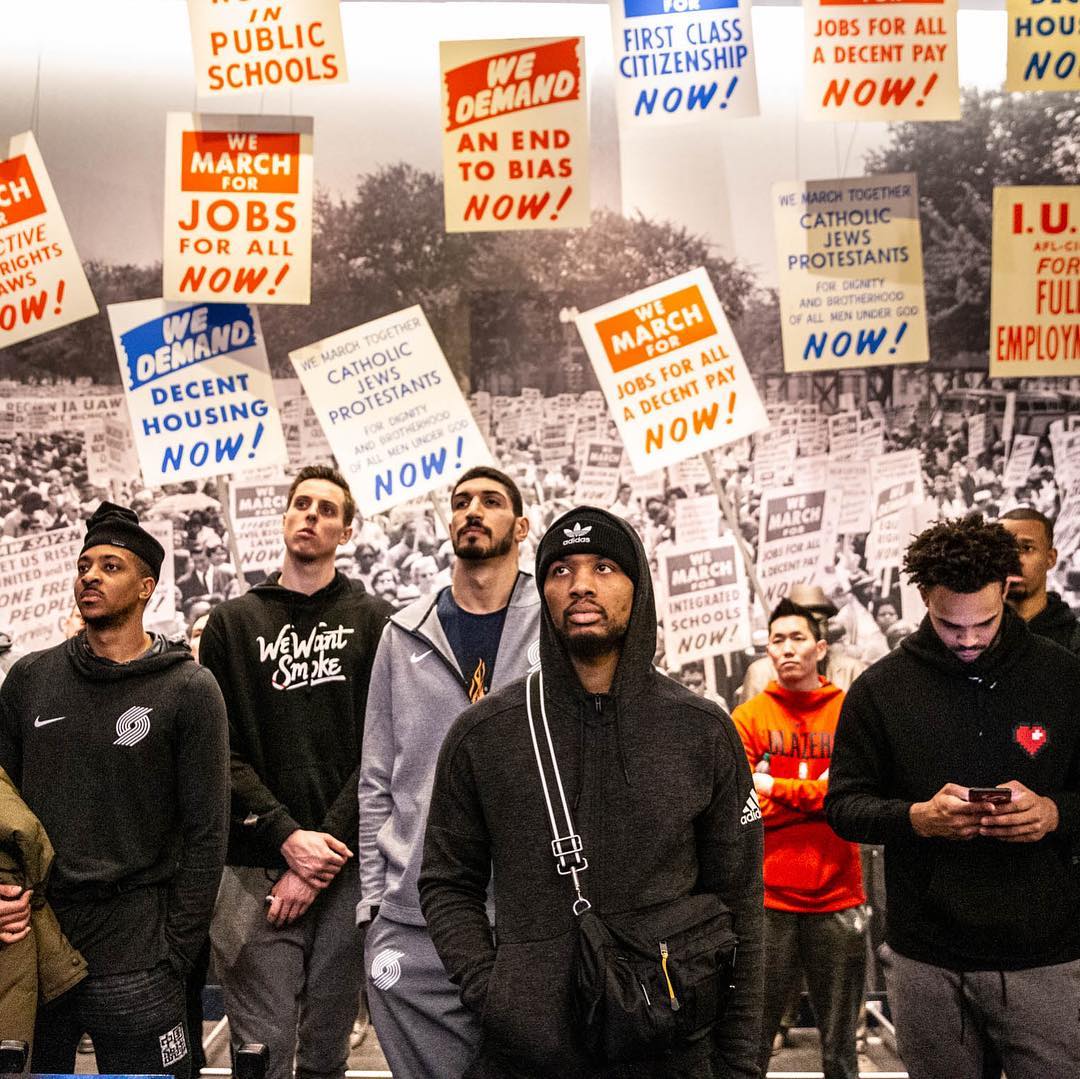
[420,508,764,1078]
[826,609,1080,971]
[1028,591,1080,656]
[0,634,228,976]
[199,571,391,867]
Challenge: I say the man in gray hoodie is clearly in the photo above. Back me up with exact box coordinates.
[358,466,541,1078]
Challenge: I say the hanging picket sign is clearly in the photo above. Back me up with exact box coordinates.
[773,173,929,372]
[289,305,492,515]
[1005,0,1079,93]
[108,298,289,485]
[163,113,314,305]
[0,131,97,348]
[990,186,1080,377]
[803,0,959,121]
[440,37,590,232]
[608,0,759,126]
[186,0,348,95]
[574,267,769,474]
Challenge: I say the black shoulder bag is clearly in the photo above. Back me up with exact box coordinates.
[525,667,738,1064]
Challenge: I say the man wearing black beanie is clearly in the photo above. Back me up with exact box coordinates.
[421,506,764,1078]
[0,501,228,1077]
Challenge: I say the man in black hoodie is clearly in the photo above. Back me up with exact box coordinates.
[199,466,392,1079]
[0,502,229,1077]
[1001,506,1080,655]
[420,506,763,1078]
[826,515,1080,1079]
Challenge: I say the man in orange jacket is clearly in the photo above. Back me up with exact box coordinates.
[733,597,867,1079]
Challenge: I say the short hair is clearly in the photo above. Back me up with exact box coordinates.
[768,597,823,640]
[287,465,355,526]
[903,514,1021,593]
[451,466,524,517]
[1001,506,1054,547]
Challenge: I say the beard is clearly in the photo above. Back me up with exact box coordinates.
[554,608,630,659]
[453,523,515,561]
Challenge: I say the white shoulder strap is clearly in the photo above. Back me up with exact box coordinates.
[525,666,592,915]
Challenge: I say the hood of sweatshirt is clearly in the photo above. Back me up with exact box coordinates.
[535,506,656,708]
[899,604,1031,684]
[763,677,844,715]
[66,631,192,683]
[1030,591,1077,635]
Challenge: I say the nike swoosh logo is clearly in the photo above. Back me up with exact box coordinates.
[34,715,65,727]
[410,650,433,665]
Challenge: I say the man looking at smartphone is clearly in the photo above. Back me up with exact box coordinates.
[826,515,1080,1079]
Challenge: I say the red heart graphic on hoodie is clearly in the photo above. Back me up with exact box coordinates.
[1014,725,1049,757]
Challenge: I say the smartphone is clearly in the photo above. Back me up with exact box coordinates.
[967,787,1012,804]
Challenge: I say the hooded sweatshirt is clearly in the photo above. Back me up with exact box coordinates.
[1027,591,1080,656]
[199,571,392,867]
[420,508,764,1079]
[826,609,1080,971]
[358,572,541,926]
[732,680,863,913]
[0,633,228,976]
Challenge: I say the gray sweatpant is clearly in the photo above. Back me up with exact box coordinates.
[880,943,1080,1079]
[210,864,364,1079]
[365,914,482,1079]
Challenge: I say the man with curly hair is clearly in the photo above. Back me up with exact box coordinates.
[825,515,1080,1079]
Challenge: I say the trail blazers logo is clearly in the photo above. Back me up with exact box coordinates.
[562,522,592,546]
[740,789,762,826]
[114,706,153,747]
[371,948,405,991]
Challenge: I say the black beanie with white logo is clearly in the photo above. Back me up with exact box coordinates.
[535,507,640,587]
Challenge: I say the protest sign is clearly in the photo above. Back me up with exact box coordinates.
[108,298,288,485]
[0,391,126,437]
[164,113,313,305]
[575,440,623,503]
[859,417,885,458]
[1002,432,1040,490]
[752,426,797,487]
[796,403,828,456]
[804,0,959,120]
[773,173,929,372]
[440,37,589,232]
[289,305,492,515]
[756,483,841,606]
[0,132,97,348]
[186,0,347,95]
[828,411,860,459]
[575,267,768,474]
[866,449,924,571]
[828,457,871,534]
[144,520,177,633]
[661,538,749,663]
[609,0,759,125]
[229,476,291,575]
[470,390,492,440]
[1005,0,1079,93]
[990,186,1080,376]
[967,411,988,459]
[674,494,721,549]
[0,527,83,650]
